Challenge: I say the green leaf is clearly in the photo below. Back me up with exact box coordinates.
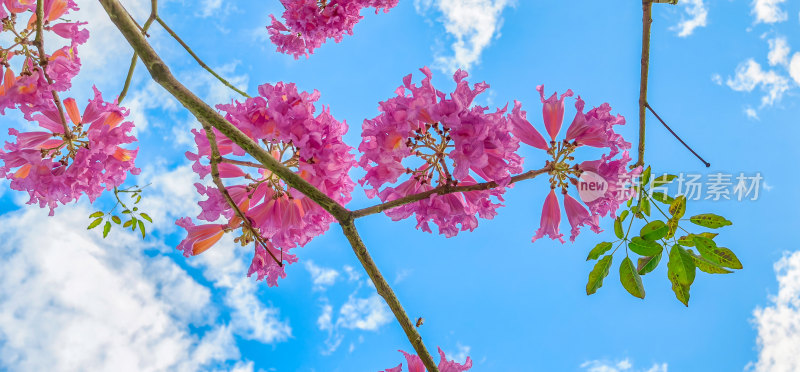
[668,269,691,306]
[140,213,153,223]
[614,218,624,239]
[651,192,675,205]
[677,233,718,247]
[627,197,633,208]
[641,197,651,216]
[689,214,733,229]
[586,255,613,295]
[669,195,687,219]
[688,250,733,274]
[103,221,112,238]
[668,245,696,286]
[123,220,133,228]
[87,218,103,230]
[136,195,142,204]
[667,245,694,306]
[641,166,652,187]
[620,257,646,299]
[619,210,629,223]
[138,220,146,239]
[637,252,662,275]
[692,236,743,269]
[666,217,679,239]
[131,217,138,231]
[640,220,668,241]
[629,237,663,256]
[653,174,678,187]
[587,242,613,261]
[111,215,122,224]
[89,211,104,219]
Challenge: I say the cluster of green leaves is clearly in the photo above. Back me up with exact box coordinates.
[87,186,152,239]
[585,166,741,306]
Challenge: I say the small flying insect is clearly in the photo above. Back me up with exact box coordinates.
[415,317,424,328]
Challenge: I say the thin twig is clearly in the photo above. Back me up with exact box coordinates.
[34,0,71,139]
[201,120,282,266]
[156,16,249,98]
[118,0,159,103]
[352,165,553,219]
[645,103,710,167]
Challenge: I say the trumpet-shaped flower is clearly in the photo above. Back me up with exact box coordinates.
[382,347,472,372]
[267,0,398,59]
[0,87,139,215]
[180,81,355,286]
[358,67,521,237]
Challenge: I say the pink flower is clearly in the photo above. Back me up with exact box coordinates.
[248,240,299,287]
[267,0,399,59]
[358,67,520,237]
[382,348,472,372]
[537,84,573,141]
[579,151,641,218]
[565,96,630,158]
[0,87,139,215]
[510,100,549,150]
[563,191,601,242]
[513,86,634,242]
[532,189,565,243]
[175,217,227,257]
[180,81,355,286]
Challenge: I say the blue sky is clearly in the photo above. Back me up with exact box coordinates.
[0,0,799,371]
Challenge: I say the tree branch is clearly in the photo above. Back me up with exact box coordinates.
[353,165,553,219]
[99,0,437,368]
[339,218,438,371]
[200,120,282,265]
[99,0,349,222]
[636,0,652,168]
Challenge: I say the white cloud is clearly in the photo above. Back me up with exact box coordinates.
[671,0,708,37]
[581,358,668,372]
[789,53,800,85]
[199,0,223,18]
[136,163,202,235]
[751,251,800,372]
[192,236,292,344]
[768,37,791,67]
[305,261,340,292]
[0,206,244,371]
[711,73,723,85]
[745,106,760,120]
[726,59,791,107]
[338,294,392,331]
[415,0,513,72]
[344,265,362,282]
[752,0,788,24]
[444,343,471,365]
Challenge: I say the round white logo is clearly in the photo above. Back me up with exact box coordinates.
[578,171,608,203]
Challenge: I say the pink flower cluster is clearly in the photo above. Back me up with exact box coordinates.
[0,2,140,215]
[267,0,398,58]
[358,67,522,237]
[382,348,472,372]
[0,88,140,215]
[178,82,355,286]
[512,85,640,243]
[1,0,88,119]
